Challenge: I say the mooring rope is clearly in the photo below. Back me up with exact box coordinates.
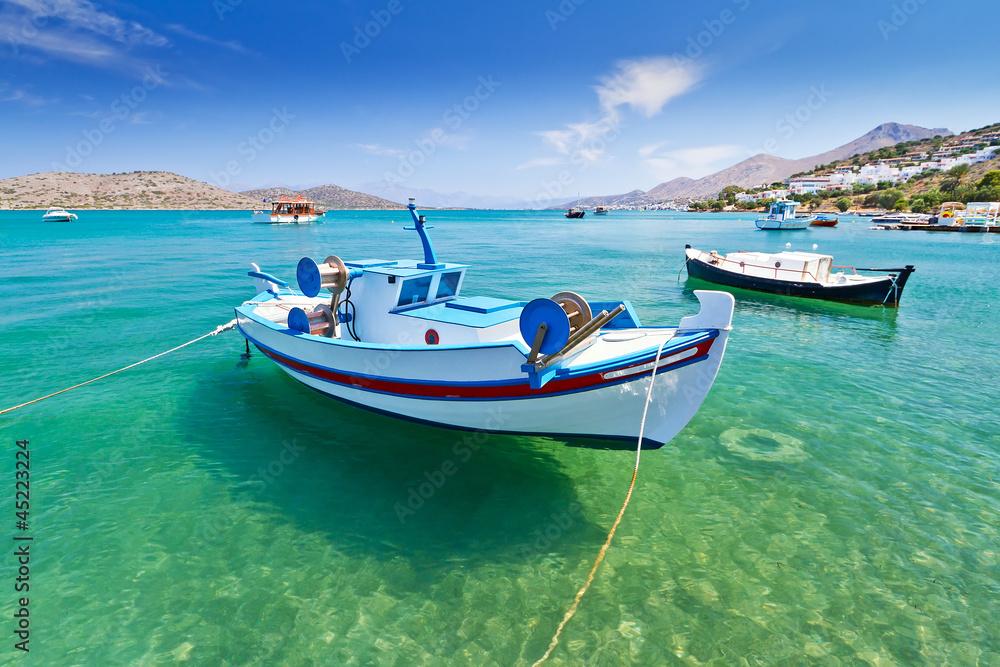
[0,319,238,416]
[533,336,670,666]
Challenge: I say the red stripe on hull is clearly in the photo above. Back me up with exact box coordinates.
[258,340,715,400]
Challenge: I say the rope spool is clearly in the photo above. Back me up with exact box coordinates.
[550,291,592,336]
[297,255,350,297]
[287,305,336,337]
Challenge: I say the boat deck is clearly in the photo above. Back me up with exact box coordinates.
[399,297,525,327]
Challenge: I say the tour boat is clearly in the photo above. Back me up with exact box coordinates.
[755,200,814,230]
[41,206,77,222]
[565,208,586,219]
[233,201,736,448]
[810,213,839,227]
[685,245,915,306]
[594,206,609,216]
[870,212,932,226]
[252,195,325,224]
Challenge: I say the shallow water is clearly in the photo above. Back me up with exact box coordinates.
[1,209,998,665]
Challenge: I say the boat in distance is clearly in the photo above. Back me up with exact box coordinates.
[685,245,915,306]
[234,200,736,448]
[252,195,325,224]
[594,206,609,216]
[565,208,586,219]
[756,200,815,230]
[41,206,77,222]
[811,213,839,227]
[870,212,932,226]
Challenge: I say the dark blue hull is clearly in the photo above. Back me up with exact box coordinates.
[685,253,914,306]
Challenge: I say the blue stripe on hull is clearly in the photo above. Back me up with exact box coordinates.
[292,378,668,450]
[238,323,714,401]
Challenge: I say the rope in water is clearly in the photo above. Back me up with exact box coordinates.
[0,319,238,416]
[533,337,670,666]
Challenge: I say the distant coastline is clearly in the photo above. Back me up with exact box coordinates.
[0,170,405,211]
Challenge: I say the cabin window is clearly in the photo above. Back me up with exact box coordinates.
[436,271,462,299]
[397,276,432,307]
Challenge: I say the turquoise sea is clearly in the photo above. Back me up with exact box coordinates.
[1,209,998,665]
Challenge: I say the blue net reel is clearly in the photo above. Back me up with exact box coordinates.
[519,298,571,355]
[297,255,350,298]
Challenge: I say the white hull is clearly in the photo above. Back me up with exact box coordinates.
[236,293,732,447]
[756,218,810,230]
[252,212,324,224]
[41,210,77,222]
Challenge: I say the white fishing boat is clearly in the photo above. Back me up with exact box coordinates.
[235,200,735,448]
[594,206,609,216]
[685,245,915,306]
[252,196,325,224]
[41,206,77,222]
[755,200,814,230]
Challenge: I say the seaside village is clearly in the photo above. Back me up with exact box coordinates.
[737,132,1000,204]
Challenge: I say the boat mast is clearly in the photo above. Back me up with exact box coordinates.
[406,198,444,269]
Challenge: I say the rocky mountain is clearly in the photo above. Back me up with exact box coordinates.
[0,171,257,209]
[241,184,402,210]
[568,123,953,208]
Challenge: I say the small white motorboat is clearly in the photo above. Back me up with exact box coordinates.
[41,207,78,222]
[870,212,932,225]
[235,200,735,448]
[755,200,814,230]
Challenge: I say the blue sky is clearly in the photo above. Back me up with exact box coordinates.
[1,0,998,204]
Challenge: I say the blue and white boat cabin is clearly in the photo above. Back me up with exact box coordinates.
[236,199,737,447]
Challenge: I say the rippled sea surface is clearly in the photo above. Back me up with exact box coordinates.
[1,209,998,665]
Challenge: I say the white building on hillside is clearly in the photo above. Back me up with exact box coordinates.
[788,177,831,195]
[736,189,789,203]
[857,164,900,184]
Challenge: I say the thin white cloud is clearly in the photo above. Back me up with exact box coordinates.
[129,111,153,124]
[641,144,744,181]
[165,23,252,55]
[1,0,168,74]
[516,157,564,170]
[530,57,702,167]
[356,143,408,159]
[638,140,670,158]
[0,82,57,105]
[430,131,472,151]
[5,0,167,46]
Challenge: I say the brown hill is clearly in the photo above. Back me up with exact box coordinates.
[569,123,953,207]
[242,184,402,210]
[0,171,257,209]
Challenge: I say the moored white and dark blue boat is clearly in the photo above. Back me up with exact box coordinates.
[234,201,735,448]
[685,245,915,306]
[756,200,814,230]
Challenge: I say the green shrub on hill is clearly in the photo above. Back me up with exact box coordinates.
[978,170,1000,188]
[879,189,905,210]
